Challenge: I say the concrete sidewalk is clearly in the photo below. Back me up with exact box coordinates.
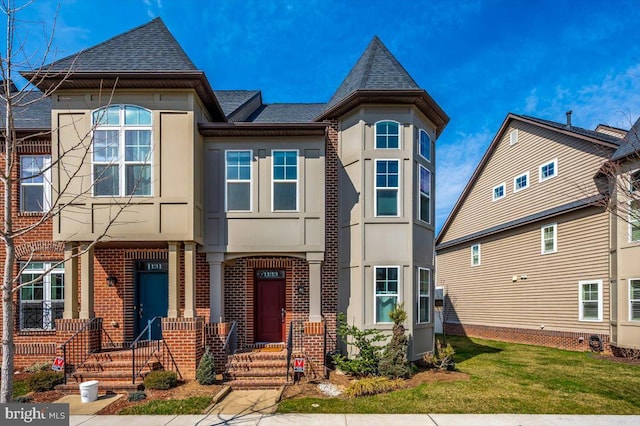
[69,414,640,425]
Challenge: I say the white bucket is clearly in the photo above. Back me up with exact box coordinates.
[79,380,99,403]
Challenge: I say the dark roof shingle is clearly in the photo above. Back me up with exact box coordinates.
[214,90,260,117]
[0,91,51,129]
[248,103,326,123]
[516,114,622,146]
[611,117,640,161]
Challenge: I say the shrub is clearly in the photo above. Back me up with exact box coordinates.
[344,377,406,397]
[128,390,147,402]
[24,361,52,373]
[26,371,64,392]
[333,312,386,376]
[12,395,33,403]
[423,339,456,371]
[144,370,177,390]
[378,304,411,379]
[196,347,217,385]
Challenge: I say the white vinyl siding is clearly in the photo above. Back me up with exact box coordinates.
[541,223,557,254]
[579,280,602,322]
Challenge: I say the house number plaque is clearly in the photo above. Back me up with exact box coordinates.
[256,270,285,279]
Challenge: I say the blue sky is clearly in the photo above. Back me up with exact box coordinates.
[10,0,640,232]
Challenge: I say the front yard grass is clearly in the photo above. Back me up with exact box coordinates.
[277,335,640,414]
[118,396,212,415]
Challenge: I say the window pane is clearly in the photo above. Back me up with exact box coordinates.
[124,106,151,125]
[419,130,431,161]
[419,296,429,323]
[420,193,430,222]
[377,189,397,216]
[274,182,296,210]
[631,301,640,321]
[22,186,44,212]
[274,152,285,166]
[20,156,45,183]
[94,165,120,196]
[93,106,120,125]
[125,130,151,161]
[125,164,151,196]
[376,121,399,149]
[228,182,250,211]
[93,130,119,162]
[376,296,397,323]
[582,302,598,319]
[420,167,430,195]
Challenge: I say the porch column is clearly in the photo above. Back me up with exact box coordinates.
[184,242,197,318]
[168,241,181,318]
[308,252,324,322]
[79,243,94,319]
[63,242,79,319]
[207,252,224,322]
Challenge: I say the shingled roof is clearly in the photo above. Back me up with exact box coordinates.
[40,18,196,72]
[248,103,326,123]
[0,90,51,130]
[516,114,622,146]
[326,36,419,109]
[611,117,640,161]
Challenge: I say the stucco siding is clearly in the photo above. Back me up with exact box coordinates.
[442,121,613,243]
[438,207,610,333]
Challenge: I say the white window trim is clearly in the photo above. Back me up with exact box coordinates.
[629,200,640,243]
[20,155,52,213]
[19,262,64,331]
[417,267,431,324]
[374,120,401,149]
[630,278,640,322]
[513,171,530,193]
[418,128,431,162]
[91,105,153,197]
[271,149,299,212]
[374,265,400,324]
[225,150,253,212]
[492,182,506,201]
[541,223,557,254]
[418,164,431,224]
[471,244,481,266]
[578,279,603,322]
[509,129,518,146]
[539,158,558,182]
[374,158,400,217]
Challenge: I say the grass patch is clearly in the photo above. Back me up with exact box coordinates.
[12,380,29,398]
[278,335,640,414]
[119,396,211,415]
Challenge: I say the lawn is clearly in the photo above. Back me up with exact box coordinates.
[118,396,212,415]
[277,335,640,414]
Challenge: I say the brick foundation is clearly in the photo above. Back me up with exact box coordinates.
[204,322,230,373]
[445,322,611,353]
[161,317,204,379]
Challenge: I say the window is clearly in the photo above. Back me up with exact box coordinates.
[541,223,557,254]
[539,159,558,182]
[493,183,505,201]
[417,268,430,324]
[226,150,252,211]
[514,171,529,192]
[631,171,640,193]
[419,165,431,223]
[272,150,298,211]
[418,129,431,161]
[19,262,64,330]
[92,105,152,196]
[375,159,399,216]
[375,266,399,323]
[471,244,480,266]
[509,129,518,146]
[20,155,51,212]
[630,200,640,242]
[630,279,640,321]
[579,280,602,321]
[375,121,400,149]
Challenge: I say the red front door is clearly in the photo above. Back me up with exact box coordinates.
[255,279,285,342]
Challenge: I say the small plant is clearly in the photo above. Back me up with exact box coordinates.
[26,371,64,392]
[344,377,406,397]
[196,347,217,385]
[11,395,33,403]
[378,304,411,379]
[128,390,147,402]
[24,361,52,373]
[333,312,386,376]
[143,370,177,390]
[423,339,456,371]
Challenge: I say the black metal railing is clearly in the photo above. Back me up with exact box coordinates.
[285,320,304,382]
[61,317,111,384]
[130,317,181,383]
[16,300,64,331]
[222,321,238,378]
[323,318,337,379]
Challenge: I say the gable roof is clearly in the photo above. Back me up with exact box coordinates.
[20,18,226,122]
[611,117,640,161]
[436,113,621,246]
[214,90,261,118]
[0,91,51,130]
[325,36,419,109]
[248,103,327,123]
[316,36,448,134]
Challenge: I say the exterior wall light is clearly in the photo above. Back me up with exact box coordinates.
[297,285,306,295]
[107,275,118,287]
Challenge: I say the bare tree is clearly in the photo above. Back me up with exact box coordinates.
[0,1,142,402]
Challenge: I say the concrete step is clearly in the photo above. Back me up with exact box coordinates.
[226,369,287,379]
[71,370,134,383]
[228,360,287,370]
[230,351,287,363]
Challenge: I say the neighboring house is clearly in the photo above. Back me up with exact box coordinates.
[435,113,632,353]
[0,18,448,387]
[606,118,640,355]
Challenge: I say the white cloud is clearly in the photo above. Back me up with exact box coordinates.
[525,89,538,113]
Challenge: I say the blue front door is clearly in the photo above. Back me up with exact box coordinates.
[136,270,168,339]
